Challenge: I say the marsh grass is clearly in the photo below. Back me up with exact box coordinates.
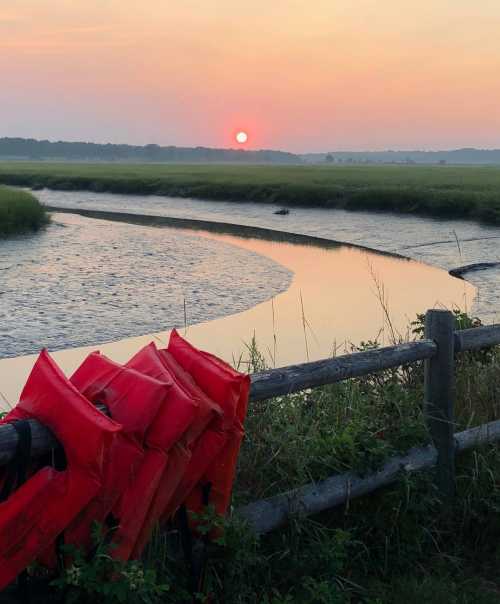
[186,312,500,602]
[0,186,48,236]
[32,311,500,602]
[1,162,500,224]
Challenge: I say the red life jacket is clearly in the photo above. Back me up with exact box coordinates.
[155,348,226,523]
[167,330,250,520]
[126,343,202,451]
[108,345,217,559]
[130,443,191,560]
[0,350,119,590]
[125,342,217,559]
[65,352,167,556]
[68,352,170,562]
[111,448,168,560]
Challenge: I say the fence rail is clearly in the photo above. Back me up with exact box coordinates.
[239,418,500,534]
[2,310,500,533]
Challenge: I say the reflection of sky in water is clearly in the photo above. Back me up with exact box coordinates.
[187,232,474,365]
[37,189,500,323]
[0,213,292,358]
[0,225,474,408]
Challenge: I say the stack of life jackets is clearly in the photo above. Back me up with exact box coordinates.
[0,330,250,593]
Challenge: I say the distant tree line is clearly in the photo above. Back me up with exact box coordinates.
[0,138,301,164]
[308,148,500,165]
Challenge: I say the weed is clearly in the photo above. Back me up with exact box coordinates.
[50,524,172,604]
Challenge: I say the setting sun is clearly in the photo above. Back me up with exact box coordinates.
[235,131,248,144]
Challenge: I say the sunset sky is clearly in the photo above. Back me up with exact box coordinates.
[1,1,499,152]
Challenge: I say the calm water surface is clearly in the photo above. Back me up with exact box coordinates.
[36,189,500,322]
[0,203,474,408]
[0,213,292,358]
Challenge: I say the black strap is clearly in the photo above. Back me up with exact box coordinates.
[0,420,32,502]
[0,421,32,604]
[178,482,213,600]
[194,483,212,596]
[202,482,212,507]
[178,504,194,571]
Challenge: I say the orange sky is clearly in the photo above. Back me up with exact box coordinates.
[1,1,499,151]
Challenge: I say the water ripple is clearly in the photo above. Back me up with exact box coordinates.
[0,212,292,357]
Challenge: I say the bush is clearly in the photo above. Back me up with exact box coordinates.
[0,186,49,236]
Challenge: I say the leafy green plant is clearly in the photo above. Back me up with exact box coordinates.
[411,308,483,337]
[51,524,169,604]
[3,311,500,602]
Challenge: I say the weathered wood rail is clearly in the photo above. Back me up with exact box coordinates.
[2,310,500,534]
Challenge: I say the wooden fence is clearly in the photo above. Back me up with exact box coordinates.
[2,309,500,535]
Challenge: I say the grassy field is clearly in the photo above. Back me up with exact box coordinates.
[210,316,500,602]
[47,314,500,603]
[1,161,500,224]
[0,185,49,236]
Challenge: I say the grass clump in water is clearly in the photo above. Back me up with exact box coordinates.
[0,186,49,236]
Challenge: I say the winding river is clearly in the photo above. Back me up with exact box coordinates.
[2,187,496,407]
[35,188,500,322]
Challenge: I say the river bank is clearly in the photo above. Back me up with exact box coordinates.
[1,162,500,223]
[1,189,499,602]
[34,188,500,324]
[1,208,474,407]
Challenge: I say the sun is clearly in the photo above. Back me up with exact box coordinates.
[235,131,248,144]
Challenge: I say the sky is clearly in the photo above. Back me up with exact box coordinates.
[1,1,500,152]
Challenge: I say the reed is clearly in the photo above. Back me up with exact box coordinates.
[138,314,500,602]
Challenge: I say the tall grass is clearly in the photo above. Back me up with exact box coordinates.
[14,313,500,602]
[1,162,500,224]
[0,186,49,236]
[169,313,500,602]
[205,314,500,602]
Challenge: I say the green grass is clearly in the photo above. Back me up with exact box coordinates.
[0,185,49,236]
[1,162,500,224]
[22,313,500,602]
[123,313,500,603]
[210,318,500,603]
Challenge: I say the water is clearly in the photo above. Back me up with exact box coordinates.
[0,212,292,358]
[0,200,474,407]
[36,188,500,323]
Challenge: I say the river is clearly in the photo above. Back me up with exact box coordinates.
[1,189,482,407]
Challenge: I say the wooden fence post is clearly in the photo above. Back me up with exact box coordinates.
[424,309,456,499]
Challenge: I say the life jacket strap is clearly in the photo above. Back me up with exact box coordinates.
[178,482,213,602]
[0,420,32,502]
[0,420,32,604]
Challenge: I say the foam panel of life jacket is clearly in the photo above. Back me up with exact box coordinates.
[70,352,167,444]
[157,348,228,523]
[167,330,251,519]
[100,344,215,562]
[130,442,191,560]
[62,352,170,557]
[124,342,213,558]
[68,352,172,562]
[0,350,119,590]
[126,343,201,451]
[110,448,168,561]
